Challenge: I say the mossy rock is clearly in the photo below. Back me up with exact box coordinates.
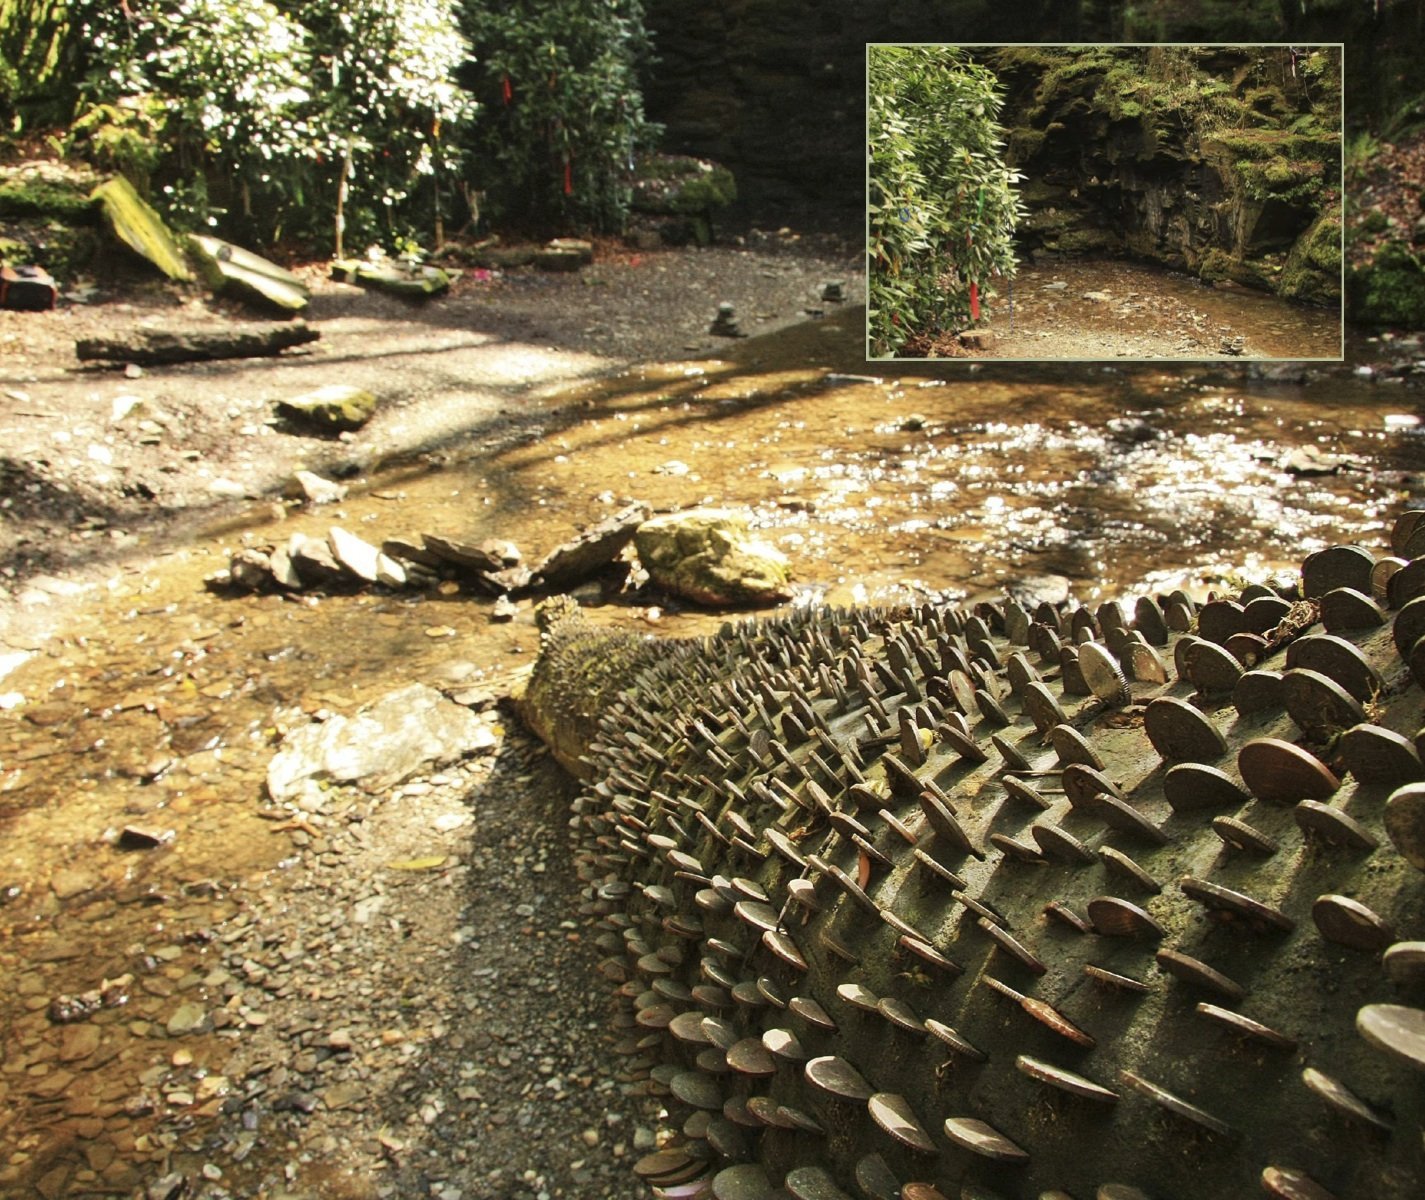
[276,384,379,433]
[1280,208,1343,305]
[190,235,309,314]
[0,173,97,222]
[1349,238,1425,326]
[631,154,736,217]
[635,509,791,608]
[91,176,192,282]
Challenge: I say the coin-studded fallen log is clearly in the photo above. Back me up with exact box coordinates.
[518,523,1425,1200]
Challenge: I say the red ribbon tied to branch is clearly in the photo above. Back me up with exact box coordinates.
[501,75,512,104]
[969,281,980,322]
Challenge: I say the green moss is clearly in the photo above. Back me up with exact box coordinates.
[631,154,736,216]
[1349,238,1425,326]
[0,177,96,222]
[1280,208,1343,305]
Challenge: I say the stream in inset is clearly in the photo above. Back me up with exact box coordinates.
[1,306,1422,1195]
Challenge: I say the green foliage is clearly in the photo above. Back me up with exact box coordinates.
[457,0,658,233]
[867,45,1023,357]
[0,0,78,124]
[70,0,475,251]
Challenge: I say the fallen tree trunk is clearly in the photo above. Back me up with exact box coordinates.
[75,321,320,365]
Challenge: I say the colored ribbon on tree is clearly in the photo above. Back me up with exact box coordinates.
[968,281,980,321]
[501,75,512,104]
[564,157,573,195]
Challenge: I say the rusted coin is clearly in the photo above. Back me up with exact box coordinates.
[1242,594,1293,633]
[1389,558,1425,608]
[1003,774,1053,810]
[1341,724,1424,786]
[1303,544,1375,599]
[1044,900,1093,933]
[1050,723,1105,769]
[1293,799,1380,851]
[990,831,1048,864]
[1078,641,1131,705]
[1099,846,1161,893]
[1320,586,1385,633]
[919,790,983,858]
[1063,762,1127,809]
[1021,995,1095,1047]
[1300,1066,1394,1132]
[1211,815,1279,856]
[1133,595,1169,646]
[670,1070,723,1110]
[1233,669,1285,717]
[733,899,780,933]
[710,1163,776,1200]
[1395,594,1425,658]
[784,1166,851,1200]
[1154,947,1246,1000]
[1016,1053,1120,1102]
[992,732,1032,771]
[1089,792,1168,845]
[1312,894,1395,952]
[1282,668,1366,741]
[1023,680,1069,734]
[1356,1003,1425,1072]
[1184,638,1244,694]
[776,1103,824,1135]
[1125,641,1169,684]
[788,995,837,1031]
[855,1153,901,1200]
[1118,1068,1232,1137]
[1384,782,1425,870]
[1143,695,1228,763]
[1033,823,1097,865]
[1162,762,1249,812]
[877,995,927,1034]
[1225,631,1270,667]
[762,1027,806,1062]
[805,1054,875,1100]
[1391,509,1425,557]
[1238,738,1339,803]
[1179,875,1295,932]
[941,1116,1029,1164]
[1197,599,1247,644]
[825,862,878,914]
[1194,1002,1297,1049]
[868,1092,935,1152]
[924,1018,985,1061]
[912,847,967,890]
[763,928,809,971]
[899,934,961,976]
[726,1037,776,1077]
[1087,896,1165,939]
[1374,556,1408,605]
[722,1095,761,1128]
[1084,962,1152,993]
[1005,650,1040,696]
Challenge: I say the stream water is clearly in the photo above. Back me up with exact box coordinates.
[2,306,1424,1195]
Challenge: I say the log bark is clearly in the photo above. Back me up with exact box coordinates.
[75,322,320,365]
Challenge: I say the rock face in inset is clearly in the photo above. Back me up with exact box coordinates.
[521,520,1425,1200]
[635,509,791,607]
[267,683,493,807]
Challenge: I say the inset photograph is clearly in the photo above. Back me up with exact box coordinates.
[867,44,1343,360]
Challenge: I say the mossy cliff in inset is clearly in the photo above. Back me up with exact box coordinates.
[981,45,1342,305]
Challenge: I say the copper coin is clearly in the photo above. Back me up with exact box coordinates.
[1197,599,1247,644]
[1312,894,1395,952]
[1003,774,1053,810]
[1005,650,1040,695]
[1389,558,1425,608]
[1163,762,1249,812]
[1154,947,1246,1000]
[1064,762,1127,809]
[1391,509,1425,557]
[710,1164,776,1200]
[1242,593,1293,634]
[1078,642,1131,704]
[731,980,766,1009]
[1126,641,1169,684]
[789,994,837,1031]
[941,1116,1029,1164]
[726,1037,776,1077]
[1083,963,1152,993]
[805,1053,875,1100]
[700,1015,738,1050]
[1238,737,1340,803]
[1374,556,1408,605]
[1233,669,1285,717]
[756,975,787,1008]
[1303,544,1374,599]
[1282,668,1366,740]
[1320,586,1386,633]
[991,831,1048,864]
[1195,1002,1297,1049]
[825,862,878,914]
[899,934,961,976]
[1293,799,1379,850]
[1184,638,1244,694]
[1023,680,1069,734]
[777,1103,824,1135]
[733,899,780,933]
[898,1185,948,1200]
[1033,823,1097,864]
[1384,940,1425,985]
[1179,875,1295,932]
[912,847,967,889]
[1021,995,1095,1047]
[1016,1053,1120,1102]
[1089,792,1168,845]
[828,809,871,841]
[1225,631,1270,667]
[1117,1068,1232,1137]
[763,928,809,971]
[670,1070,723,1110]
[762,1027,807,1062]
[1060,645,1091,695]
[1300,1066,1394,1132]
[1144,696,1228,763]
[787,877,823,912]
[722,1095,761,1128]
[1099,846,1162,893]
[924,1017,985,1061]
[1341,723,1425,785]
[868,1092,935,1152]
[1088,896,1165,939]
[992,732,1032,771]
[1044,900,1093,933]
[634,1148,701,1183]
[1392,594,1425,657]
[1133,595,1169,645]
[783,1168,850,1200]
[979,917,1048,974]
[877,995,927,1034]
[878,807,920,844]
[669,1009,714,1045]
[1385,782,1425,870]
[1211,815,1279,855]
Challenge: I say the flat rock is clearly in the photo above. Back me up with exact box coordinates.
[328,526,406,587]
[635,508,792,607]
[277,384,378,433]
[292,470,347,505]
[534,502,651,588]
[90,176,192,282]
[266,683,495,805]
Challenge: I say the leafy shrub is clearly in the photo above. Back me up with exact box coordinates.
[868,45,1024,357]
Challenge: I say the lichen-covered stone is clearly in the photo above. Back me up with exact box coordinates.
[631,153,737,216]
[635,508,791,606]
[90,176,192,282]
[276,384,378,433]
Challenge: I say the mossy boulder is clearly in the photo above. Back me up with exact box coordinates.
[631,154,737,217]
[190,235,309,314]
[635,509,791,608]
[91,175,192,282]
[1349,238,1425,326]
[1280,207,1343,305]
